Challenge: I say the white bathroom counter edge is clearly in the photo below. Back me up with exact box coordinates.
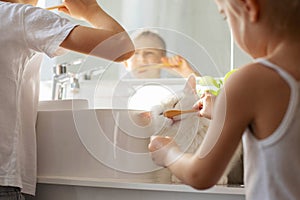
[37,176,245,195]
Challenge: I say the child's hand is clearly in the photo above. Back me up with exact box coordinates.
[161,55,199,77]
[193,91,216,119]
[59,0,102,21]
[148,136,181,167]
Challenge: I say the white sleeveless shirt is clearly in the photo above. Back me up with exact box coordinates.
[243,58,300,200]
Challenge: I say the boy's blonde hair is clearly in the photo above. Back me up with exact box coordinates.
[132,30,167,56]
[263,0,300,37]
[227,0,300,38]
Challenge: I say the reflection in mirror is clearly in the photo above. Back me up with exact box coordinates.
[40,0,232,81]
[39,0,236,103]
[118,0,233,78]
[123,30,200,79]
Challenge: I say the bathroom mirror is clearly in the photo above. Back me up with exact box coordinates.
[40,0,234,81]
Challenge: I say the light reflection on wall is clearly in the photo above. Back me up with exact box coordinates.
[128,85,172,111]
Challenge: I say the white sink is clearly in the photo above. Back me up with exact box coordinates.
[38,99,89,111]
[36,107,171,183]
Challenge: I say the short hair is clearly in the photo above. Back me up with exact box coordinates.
[132,30,167,53]
[263,0,300,36]
[226,0,300,37]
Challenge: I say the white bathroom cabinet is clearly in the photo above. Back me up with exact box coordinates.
[33,101,245,200]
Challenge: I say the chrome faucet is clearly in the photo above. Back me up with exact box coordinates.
[52,63,69,100]
[52,59,104,99]
[52,63,80,100]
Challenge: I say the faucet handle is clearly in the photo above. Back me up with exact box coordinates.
[53,63,68,75]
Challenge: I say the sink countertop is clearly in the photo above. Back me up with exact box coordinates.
[37,176,244,195]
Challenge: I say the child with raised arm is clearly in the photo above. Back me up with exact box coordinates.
[124,30,200,78]
[149,0,300,199]
[0,0,134,198]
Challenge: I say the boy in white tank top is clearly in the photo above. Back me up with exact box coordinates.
[149,0,300,199]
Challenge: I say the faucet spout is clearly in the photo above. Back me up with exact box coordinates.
[52,64,70,100]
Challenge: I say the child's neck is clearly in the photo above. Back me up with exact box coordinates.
[267,41,300,80]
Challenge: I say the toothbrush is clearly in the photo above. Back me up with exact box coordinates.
[46,4,65,10]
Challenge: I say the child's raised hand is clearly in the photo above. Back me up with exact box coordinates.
[59,0,102,21]
[161,55,198,77]
[193,91,216,119]
[148,136,181,167]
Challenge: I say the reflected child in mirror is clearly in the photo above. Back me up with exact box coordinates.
[124,30,201,79]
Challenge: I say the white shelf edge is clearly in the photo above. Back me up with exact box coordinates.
[37,176,245,195]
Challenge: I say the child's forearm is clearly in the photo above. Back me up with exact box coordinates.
[168,154,217,190]
[62,0,126,34]
[60,1,134,62]
[83,6,125,34]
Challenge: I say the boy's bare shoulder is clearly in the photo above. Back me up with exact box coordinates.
[225,63,267,87]
[223,62,285,103]
[239,62,273,77]
[230,62,282,87]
